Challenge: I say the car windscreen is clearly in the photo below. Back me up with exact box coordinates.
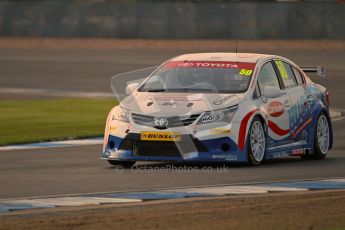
[138,61,256,94]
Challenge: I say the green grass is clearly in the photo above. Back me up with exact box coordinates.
[0,98,117,146]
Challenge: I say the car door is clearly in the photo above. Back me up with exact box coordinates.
[274,60,311,145]
[257,61,291,148]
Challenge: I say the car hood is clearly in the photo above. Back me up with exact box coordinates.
[120,92,244,116]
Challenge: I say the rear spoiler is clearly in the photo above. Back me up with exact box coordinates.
[301,65,325,77]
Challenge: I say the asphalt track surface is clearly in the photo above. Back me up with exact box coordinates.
[0,44,344,199]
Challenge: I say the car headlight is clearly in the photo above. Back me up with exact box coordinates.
[112,107,130,123]
[197,105,238,124]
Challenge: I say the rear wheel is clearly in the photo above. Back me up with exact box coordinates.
[248,118,266,165]
[302,113,330,160]
[314,113,330,159]
[107,160,136,168]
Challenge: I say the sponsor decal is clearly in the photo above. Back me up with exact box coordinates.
[212,155,238,161]
[292,148,305,156]
[183,152,198,159]
[140,132,181,141]
[273,151,289,158]
[164,61,256,70]
[288,93,314,138]
[153,95,202,101]
[268,101,284,117]
[212,155,227,159]
[210,128,231,135]
[274,60,288,80]
[200,112,223,123]
[227,155,238,160]
[213,95,238,105]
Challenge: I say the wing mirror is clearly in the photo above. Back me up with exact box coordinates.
[125,83,140,94]
[263,86,284,98]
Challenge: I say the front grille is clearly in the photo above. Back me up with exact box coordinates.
[131,113,200,129]
[118,134,208,157]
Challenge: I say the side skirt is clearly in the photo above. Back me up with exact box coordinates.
[266,146,311,159]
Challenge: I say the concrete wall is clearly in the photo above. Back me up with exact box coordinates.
[0,1,344,39]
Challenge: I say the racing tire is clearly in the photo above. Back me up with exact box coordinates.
[247,117,266,166]
[107,160,136,168]
[312,113,330,159]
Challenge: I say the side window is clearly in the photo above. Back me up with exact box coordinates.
[257,62,281,95]
[274,60,297,88]
[292,66,304,85]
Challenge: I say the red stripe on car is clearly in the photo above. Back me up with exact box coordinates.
[268,120,290,136]
[291,117,312,139]
[238,109,258,150]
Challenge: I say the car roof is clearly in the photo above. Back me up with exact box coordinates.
[171,53,274,63]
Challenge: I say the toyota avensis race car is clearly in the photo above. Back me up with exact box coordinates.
[102,53,333,166]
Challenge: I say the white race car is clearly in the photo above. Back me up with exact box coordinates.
[102,53,333,166]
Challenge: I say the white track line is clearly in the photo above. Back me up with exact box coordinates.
[0,87,113,98]
[322,179,345,183]
[1,177,343,202]
[0,138,103,151]
[165,186,267,195]
[164,185,307,195]
[1,197,142,207]
[0,185,306,211]
[331,108,345,122]
[0,178,344,213]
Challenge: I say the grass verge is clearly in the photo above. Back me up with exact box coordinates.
[0,98,117,146]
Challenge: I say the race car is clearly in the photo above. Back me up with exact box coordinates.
[102,53,333,166]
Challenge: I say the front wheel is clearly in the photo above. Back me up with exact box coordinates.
[107,160,136,168]
[247,118,266,165]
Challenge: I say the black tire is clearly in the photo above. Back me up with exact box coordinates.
[107,160,136,168]
[301,113,330,160]
[313,113,330,159]
[247,117,266,166]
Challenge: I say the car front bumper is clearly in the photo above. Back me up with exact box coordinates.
[102,134,247,163]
